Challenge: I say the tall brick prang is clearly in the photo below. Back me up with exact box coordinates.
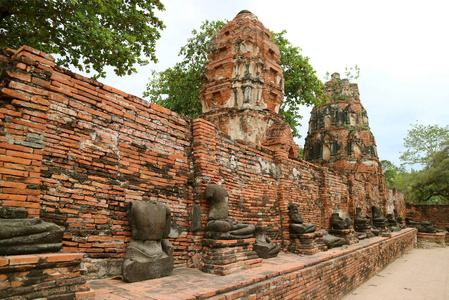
[304,72,389,220]
[199,10,299,157]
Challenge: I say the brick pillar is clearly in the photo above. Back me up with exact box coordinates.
[0,46,53,218]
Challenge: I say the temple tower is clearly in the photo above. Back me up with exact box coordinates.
[304,73,387,213]
[304,73,381,176]
[199,10,299,157]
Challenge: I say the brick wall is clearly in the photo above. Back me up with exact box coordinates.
[406,203,449,230]
[0,253,94,300]
[214,228,416,299]
[1,46,407,279]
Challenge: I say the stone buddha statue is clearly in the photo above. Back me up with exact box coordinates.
[354,207,371,230]
[371,205,387,227]
[319,229,347,249]
[288,203,316,234]
[253,226,281,259]
[0,207,64,255]
[205,184,255,239]
[122,200,174,282]
[330,211,352,230]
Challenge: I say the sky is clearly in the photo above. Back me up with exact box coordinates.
[84,0,449,168]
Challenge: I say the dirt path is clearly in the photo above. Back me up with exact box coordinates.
[344,246,449,300]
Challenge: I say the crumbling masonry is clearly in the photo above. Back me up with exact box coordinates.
[0,10,416,300]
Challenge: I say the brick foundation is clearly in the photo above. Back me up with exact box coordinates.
[200,238,262,275]
[406,203,449,230]
[417,232,446,246]
[0,253,94,300]
[91,228,417,299]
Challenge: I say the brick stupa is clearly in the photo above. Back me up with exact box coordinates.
[304,73,384,183]
[199,10,299,157]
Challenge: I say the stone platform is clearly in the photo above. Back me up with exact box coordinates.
[417,232,446,246]
[0,252,94,300]
[90,228,416,299]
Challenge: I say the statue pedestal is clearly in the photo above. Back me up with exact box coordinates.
[200,238,262,275]
[328,229,359,245]
[288,232,324,255]
[354,226,375,239]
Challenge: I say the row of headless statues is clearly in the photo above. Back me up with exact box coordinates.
[0,184,439,283]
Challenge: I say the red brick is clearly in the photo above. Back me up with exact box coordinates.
[0,87,31,101]
[8,255,39,265]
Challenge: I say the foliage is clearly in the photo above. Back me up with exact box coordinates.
[324,64,360,82]
[144,20,226,118]
[381,160,405,188]
[408,142,449,204]
[344,65,360,82]
[387,123,449,204]
[270,30,327,138]
[399,123,449,168]
[0,0,165,78]
[145,20,327,138]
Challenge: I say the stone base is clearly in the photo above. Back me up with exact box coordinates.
[0,253,94,300]
[200,238,262,275]
[329,229,359,245]
[355,227,375,239]
[289,232,324,255]
[123,256,174,283]
[417,232,446,246]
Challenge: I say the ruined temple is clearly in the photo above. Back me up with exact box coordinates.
[200,10,299,157]
[0,10,426,300]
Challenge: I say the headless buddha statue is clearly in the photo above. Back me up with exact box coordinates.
[288,203,316,234]
[205,184,255,239]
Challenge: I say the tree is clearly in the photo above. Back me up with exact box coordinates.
[0,0,165,78]
[145,20,327,138]
[399,123,449,168]
[144,20,226,118]
[409,141,449,204]
[381,160,405,188]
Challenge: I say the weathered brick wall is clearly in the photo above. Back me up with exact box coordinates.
[0,253,94,300]
[210,228,417,299]
[1,46,408,280]
[406,203,449,230]
[0,47,50,219]
[192,118,282,241]
[0,46,197,277]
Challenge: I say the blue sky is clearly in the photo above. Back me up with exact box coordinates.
[84,0,449,168]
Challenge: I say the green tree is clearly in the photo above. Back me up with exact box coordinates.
[381,160,404,188]
[399,123,449,168]
[144,20,226,118]
[145,20,327,138]
[409,141,449,204]
[0,0,165,78]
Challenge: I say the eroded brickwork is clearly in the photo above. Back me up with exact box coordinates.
[0,44,407,278]
[304,72,399,219]
[1,12,406,281]
[199,10,299,157]
[406,203,449,230]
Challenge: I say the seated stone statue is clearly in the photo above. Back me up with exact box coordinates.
[253,226,281,259]
[372,205,387,227]
[406,218,437,233]
[288,203,316,234]
[319,230,347,248]
[393,209,403,224]
[123,200,174,282]
[387,213,401,232]
[0,207,64,255]
[330,212,352,230]
[354,207,371,230]
[205,184,255,239]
